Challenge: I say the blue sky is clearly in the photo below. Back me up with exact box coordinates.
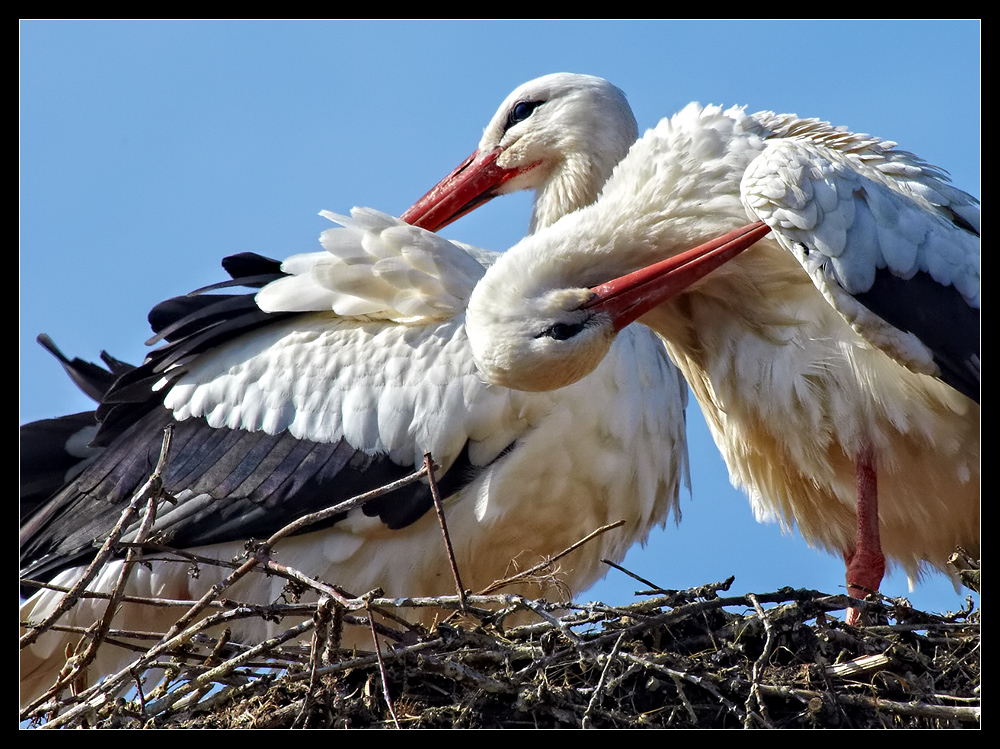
[20,21,980,616]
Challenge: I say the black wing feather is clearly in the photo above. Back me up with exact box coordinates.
[854,268,980,403]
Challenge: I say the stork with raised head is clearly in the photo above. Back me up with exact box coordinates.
[20,74,689,707]
[452,102,979,624]
[402,72,639,234]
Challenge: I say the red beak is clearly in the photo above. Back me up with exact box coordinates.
[585,221,773,330]
[401,146,532,232]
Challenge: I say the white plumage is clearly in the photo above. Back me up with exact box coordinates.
[460,102,979,624]
[20,74,689,707]
[740,131,979,396]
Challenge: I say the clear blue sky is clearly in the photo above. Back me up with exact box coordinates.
[20,20,980,616]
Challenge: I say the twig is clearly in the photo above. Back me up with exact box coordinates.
[161,462,433,645]
[413,653,510,694]
[366,599,401,729]
[668,672,699,725]
[21,427,175,715]
[292,596,333,729]
[424,453,467,612]
[477,521,626,596]
[269,462,431,546]
[504,595,583,645]
[601,558,667,594]
[144,616,319,717]
[255,556,423,642]
[582,631,625,729]
[618,650,748,723]
[750,682,981,723]
[743,593,775,728]
[20,426,174,651]
[31,467,434,728]
[72,487,162,698]
[20,579,239,611]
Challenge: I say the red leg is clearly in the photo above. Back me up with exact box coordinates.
[843,442,886,625]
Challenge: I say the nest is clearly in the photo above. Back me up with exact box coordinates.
[21,575,981,728]
[20,445,981,729]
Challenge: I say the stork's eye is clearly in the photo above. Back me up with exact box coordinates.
[538,321,586,341]
[506,100,544,131]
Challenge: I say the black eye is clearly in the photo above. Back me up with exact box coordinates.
[505,100,544,131]
[537,321,586,341]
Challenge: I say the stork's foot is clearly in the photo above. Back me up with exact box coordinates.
[843,546,886,625]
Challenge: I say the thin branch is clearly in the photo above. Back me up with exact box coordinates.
[424,452,466,612]
[21,427,175,715]
[292,596,333,729]
[20,426,174,652]
[582,631,625,729]
[477,520,626,596]
[144,617,319,717]
[601,558,667,594]
[30,465,434,728]
[366,599,400,729]
[743,593,775,728]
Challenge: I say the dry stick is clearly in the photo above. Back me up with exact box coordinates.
[618,650,747,723]
[156,627,231,714]
[612,617,978,727]
[124,615,317,720]
[37,605,277,727]
[35,464,432,728]
[750,683,980,723]
[477,521,626,596]
[582,591,852,654]
[30,624,165,651]
[601,558,667,594]
[487,591,842,707]
[608,589,977,726]
[139,587,979,727]
[743,593,775,729]
[22,579,239,612]
[413,653,510,693]
[241,512,624,664]
[506,595,584,644]
[326,601,344,661]
[184,627,234,707]
[19,426,174,651]
[185,633,468,725]
[155,480,480,720]
[21,426,175,718]
[423,453,466,612]
[257,557,421,643]
[160,462,432,645]
[257,558,360,608]
[171,673,283,722]
[292,596,334,729]
[366,599,401,729]
[73,488,162,694]
[223,588,982,725]
[144,616,320,717]
[582,631,626,729]
[432,588,972,722]
[668,673,700,725]
[27,599,334,653]
[503,594,760,716]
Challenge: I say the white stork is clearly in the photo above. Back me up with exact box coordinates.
[20,74,689,705]
[457,103,980,624]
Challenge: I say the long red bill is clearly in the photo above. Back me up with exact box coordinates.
[401,146,520,232]
[585,221,773,330]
